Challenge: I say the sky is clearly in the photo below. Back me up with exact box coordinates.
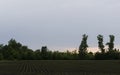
[0,0,120,52]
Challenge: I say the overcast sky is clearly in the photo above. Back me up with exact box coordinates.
[0,0,120,51]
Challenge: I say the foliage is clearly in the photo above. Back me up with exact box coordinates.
[106,35,115,51]
[79,34,88,59]
[0,34,120,60]
[97,35,105,53]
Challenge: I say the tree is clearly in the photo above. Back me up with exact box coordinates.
[34,49,42,60]
[7,39,22,60]
[0,44,4,60]
[106,35,115,51]
[97,35,105,53]
[0,53,3,60]
[20,46,34,60]
[0,37,120,60]
[79,34,88,59]
[8,39,22,50]
[41,46,48,59]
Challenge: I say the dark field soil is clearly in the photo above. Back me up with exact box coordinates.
[0,60,120,75]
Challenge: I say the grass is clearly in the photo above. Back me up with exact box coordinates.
[0,60,120,75]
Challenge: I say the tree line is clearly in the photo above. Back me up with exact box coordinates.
[0,34,120,60]
[79,34,120,60]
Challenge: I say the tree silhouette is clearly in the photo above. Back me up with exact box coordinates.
[41,46,48,59]
[0,36,120,60]
[97,35,105,53]
[79,34,88,59]
[106,35,115,51]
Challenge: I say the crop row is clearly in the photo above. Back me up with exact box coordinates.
[1,60,119,75]
[16,61,49,73]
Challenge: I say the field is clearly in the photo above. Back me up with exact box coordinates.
[0,60,120,75]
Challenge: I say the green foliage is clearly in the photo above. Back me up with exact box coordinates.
[106,35,115,51]
[105,50,120,59]
[79,34,88,53]
[41,46,49,59]
[79,34,88,59]
[97,35,105,53]
[0,53,3,60]
[0,34,120,60]
[95,50,120,60]
[95,52,106,60]
[87,52,94,60]
[0,44,4,60]
[34,49,42,60]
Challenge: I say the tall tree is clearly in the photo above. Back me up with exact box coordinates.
[106,35,115,51]
[41,46,48,59]
[79,34,88,59]
[97,35,105,53]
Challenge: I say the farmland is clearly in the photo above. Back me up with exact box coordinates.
[0,60,120,75]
